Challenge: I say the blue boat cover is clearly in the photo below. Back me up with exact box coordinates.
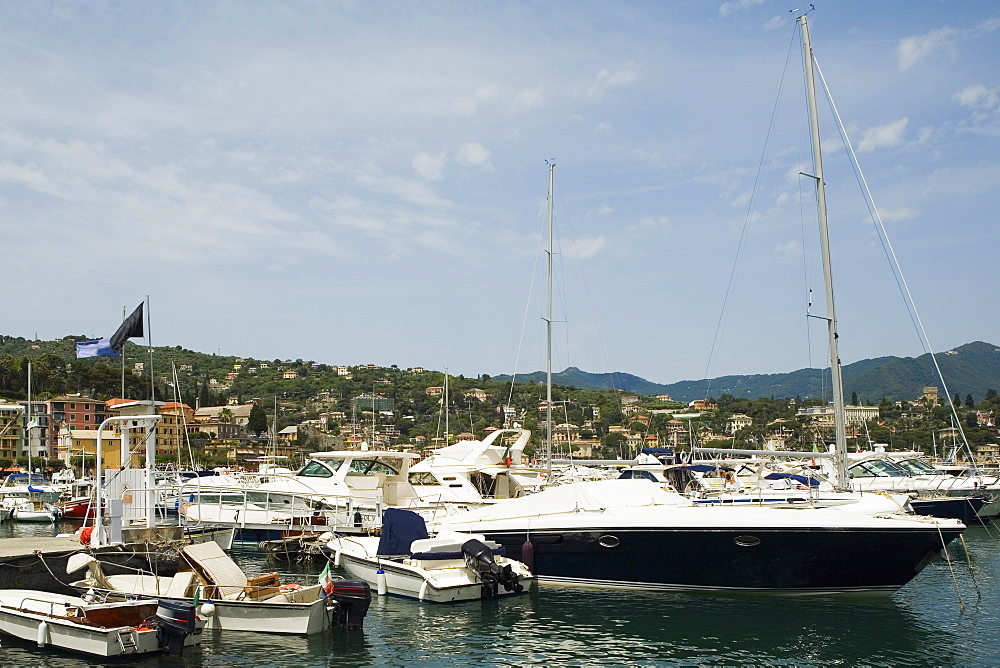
[377,508,429,556]
[764,472,821,487]
[641,447,674,456]
[679,464,716,472]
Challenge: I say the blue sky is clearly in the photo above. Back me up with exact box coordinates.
[2,1,997,385]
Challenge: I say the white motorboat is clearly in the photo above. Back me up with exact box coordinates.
[69,541,371,634]
[10,500,60,523]
[326,508,531,603]
[432,478,965,594]
[0,589,202,657]
[407,428,544,502]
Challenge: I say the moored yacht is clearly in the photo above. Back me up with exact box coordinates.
[431,478,964,594]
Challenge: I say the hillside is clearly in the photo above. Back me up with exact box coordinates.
[2,334,998,405]
[494,342,1000,402]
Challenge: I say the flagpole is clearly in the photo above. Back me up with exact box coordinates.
[146,295,153,402]
[120,306,126,401]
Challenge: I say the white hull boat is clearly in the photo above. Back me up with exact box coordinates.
[326,509,531,603]
[10,501,59,523]
[0,589,202,657]
[70,542,371,634]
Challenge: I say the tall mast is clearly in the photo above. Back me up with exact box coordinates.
[799,14,848,488]
[544,162,555,476]
[26,362,32,476]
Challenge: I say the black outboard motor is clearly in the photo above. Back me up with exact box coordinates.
[461,538,523,599]
[329,580,372,631]
[154,599,198,656]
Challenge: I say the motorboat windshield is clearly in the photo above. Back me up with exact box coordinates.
[893,458,940,476]
[848,459,910,478]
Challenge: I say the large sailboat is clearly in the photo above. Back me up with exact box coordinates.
[433,16,966,594]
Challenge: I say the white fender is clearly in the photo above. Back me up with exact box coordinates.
[37,620,49,647]
[376,569,387,596]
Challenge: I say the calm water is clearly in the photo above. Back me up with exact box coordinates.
[1,519,998,666]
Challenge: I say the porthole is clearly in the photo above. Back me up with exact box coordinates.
[734,535,761,547]
[598,535,620,548]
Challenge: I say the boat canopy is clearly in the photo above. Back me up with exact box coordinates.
[764,472,821,487]
[377,508,429,556]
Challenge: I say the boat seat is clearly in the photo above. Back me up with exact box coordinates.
[165,571,197,598]
[181,541,247,600]
[410,532,488,554]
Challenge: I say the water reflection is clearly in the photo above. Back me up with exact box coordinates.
[0,521,995,666]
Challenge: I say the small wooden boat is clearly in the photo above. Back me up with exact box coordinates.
[326,508,532,603]
[0,589,202,657]
[70,541,371,634]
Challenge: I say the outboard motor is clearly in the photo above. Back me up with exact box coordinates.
[154,599,198,656]
[461,539,523,599]
[329,580,372,631]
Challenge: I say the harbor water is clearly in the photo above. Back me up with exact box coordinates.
[1,519,998,666]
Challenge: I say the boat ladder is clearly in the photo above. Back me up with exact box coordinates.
[116,629,138,654]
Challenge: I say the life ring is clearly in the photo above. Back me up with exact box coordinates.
[280,583,304,592]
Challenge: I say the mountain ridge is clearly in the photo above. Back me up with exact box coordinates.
[493,341,1000,402]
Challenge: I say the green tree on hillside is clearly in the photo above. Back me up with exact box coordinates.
[248,403,268,436]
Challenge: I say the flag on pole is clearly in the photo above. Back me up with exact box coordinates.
[75,338,119,358]
[110,303,144,352]
[318,562,334,597]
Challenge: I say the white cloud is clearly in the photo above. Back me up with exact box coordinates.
[412,151,448,180]
[954,84,998,109]
[455,142,493,169]
[355,168,454,208]
[858,118,909,153]
[638,215,669,229]
[897,27,957,71]
[564,235,607,260]
[593,122,613,135]
[451,85,500,117]
[763,16,785,31]
[774,240,801,255]
[586,67,638,102]
[974,17,1000,34]
[597,205,614,216]
[512,86,545,111]
[631,148,661,162]
[719,0,763,18]
[876,206,919,222]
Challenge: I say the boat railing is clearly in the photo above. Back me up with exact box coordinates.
[168,485,385,533]
[15,596,67,618]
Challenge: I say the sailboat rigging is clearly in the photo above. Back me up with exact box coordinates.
[431,14,966,595]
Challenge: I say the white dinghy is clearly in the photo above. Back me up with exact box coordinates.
[326,508,532,603]
[69,541,371,634]
[0,589,202,657]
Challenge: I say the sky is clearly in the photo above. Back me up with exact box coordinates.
[2,1,997,386]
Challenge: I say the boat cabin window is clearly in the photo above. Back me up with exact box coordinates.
[297,461,335,478]
[408,472,438,485]
[345,458,400,477]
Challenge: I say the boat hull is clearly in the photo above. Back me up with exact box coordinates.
[910,496,985,524]
[82,576,335,634]
[478,525,960,594]
[0,591,174,657]
[333,549,530,603]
